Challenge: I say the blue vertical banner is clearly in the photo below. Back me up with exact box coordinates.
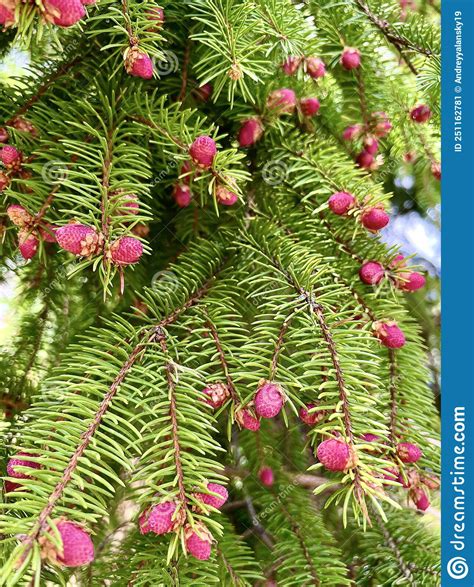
[442,0,474,584]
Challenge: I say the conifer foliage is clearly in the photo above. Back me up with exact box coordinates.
[1,0,440,584]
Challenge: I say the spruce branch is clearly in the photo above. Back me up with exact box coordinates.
[0,0,440,581]
[269,488,320,585]
[269,307,302,380]
[156,330,187,507]
[202,308,240,404]
[371,509,417,585]
[351,0,433,59]
[15,325,162,564]
[388,349,399,446]
[4,57,82,125]
[1,245,225,578]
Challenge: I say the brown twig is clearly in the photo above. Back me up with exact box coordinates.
[293,473,340,489]
[243,491,274,549]
[0,395,29,413]
[121,0,135,43]
[262,258,370,522]
[372,509,416,585]
[203,308,239,403]
[304,293,355,445]
[6,58,81,125]
[257,250,367,506]
[101,128,114,238]
[156,330,187,505]
[257,252,357,447]
[388,349,399,446]
[14,275,217,563]
[130,116,188,150]
[18,328,158,560]
[216,548,242,585]
[269,487,320,585]
[269,308,301,380]
[178,43,191,103]
[353,0,432,72]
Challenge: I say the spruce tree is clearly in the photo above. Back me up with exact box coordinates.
[0,0,440,584]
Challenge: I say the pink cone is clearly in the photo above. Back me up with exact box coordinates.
[196,483,228,509]
[0,172,9,192]
[359,261,385,285]
[374,321,406,349]
[360,207,390,231]
[185,523,212,560]
[371,111,392,137]
[193,82,213,102]
[0,145,21,166]
[110,236,143,265]
[147,6,164,30]
[201,383,230,408]
[390,254,405,268]
[216,184,238,206]
[7,452,41,479]
[382,466,399,481]
[299,403,325,426]
[259,467,274,486]
[7,204,32,227]
[56,224,100,256]
[56,521,94,567]
[0,1,15,27]
[238,118,264,147]
[305,57,326,78]
[398,271,426,292]
[39,224,58,243]
[356,150,375,170]
[116,192,139,215]
[18,231,39,260]
[361,433,379,443]
[328,191,356,215]
[43,0,86,27]
[363,136,379,154]
[396,442,422,463]
[412,487,430,511]
[127,51,154,79]
[237,408,260,431]
[410,105,431,124]
[180,160,199,184]
[317,438,353,471]
[300,97,320,117]
[147,501,176,534]
[282,56,302,76]
[343,124,363,141]
[266,89,297,114]
[431,162,441,180]
[4,480,21,492]
[173,183,192,207]
[254,381,284,418]
[138,508,151,534]
[340,47,361,70]
[189,135,217,168]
